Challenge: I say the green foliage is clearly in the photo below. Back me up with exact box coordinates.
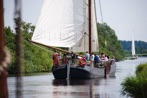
[136,63,147,75]
[98,23,125,61]
[121,63,147,98]
[5,22,53,74]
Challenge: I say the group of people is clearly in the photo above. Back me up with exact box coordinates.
[86,52,100,67]
[85,51,115,68]
[52,50,115,69]
[52,50,76,66]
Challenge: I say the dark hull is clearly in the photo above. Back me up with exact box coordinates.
[52,66,91,79]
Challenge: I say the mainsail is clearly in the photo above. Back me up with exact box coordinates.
[70,0,98,52]
[32,0,98,52]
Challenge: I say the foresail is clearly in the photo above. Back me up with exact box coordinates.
[70,0,99,52]
[32,0,85,47]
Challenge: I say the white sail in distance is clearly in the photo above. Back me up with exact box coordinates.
[132,31,135,55]
[32,0,98,52]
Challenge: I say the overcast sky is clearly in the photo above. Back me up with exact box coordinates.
[4,0,147,42]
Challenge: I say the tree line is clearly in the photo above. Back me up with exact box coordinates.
[120,40,147,55]
[98,23,125,61]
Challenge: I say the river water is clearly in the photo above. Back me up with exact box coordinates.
[8,57,147,98]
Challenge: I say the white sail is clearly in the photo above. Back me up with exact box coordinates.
[32,0,85,47]
[132,31,135,55]
[32,0,98,52]
[69,0,89,52]
[91,0,99,52]
[70,0,99,52]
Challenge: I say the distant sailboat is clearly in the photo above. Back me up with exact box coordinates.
[131,30,138,59]
[31,0,116,79]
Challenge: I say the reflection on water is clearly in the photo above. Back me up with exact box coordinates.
[8,57,147,98]
[52,78,118,98]
[52,79,93,86]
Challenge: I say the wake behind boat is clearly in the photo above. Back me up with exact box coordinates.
[31,0,116,79]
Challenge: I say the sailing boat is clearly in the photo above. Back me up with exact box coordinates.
[31,0,116,79]
[131,31,138,59]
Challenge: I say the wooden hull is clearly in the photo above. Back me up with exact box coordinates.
[52,65,91,79]
[84,63,116,78]
[52,63,116,79]
[130,57,137,60]
[130,56,138,60]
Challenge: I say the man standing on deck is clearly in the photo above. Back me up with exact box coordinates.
[90,52,95,67]
[71,51,76,64]
[94,54,101,67]
[52,50,59,68]
[85,51,90,61]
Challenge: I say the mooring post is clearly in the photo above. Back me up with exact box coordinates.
[104,66,107,79]
[14,0,24,98]
[67,61,70,80]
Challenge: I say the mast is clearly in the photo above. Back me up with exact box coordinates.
[89,0,92,53]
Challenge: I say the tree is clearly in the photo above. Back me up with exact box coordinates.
[98,23,125,61]
[5,22,53,74]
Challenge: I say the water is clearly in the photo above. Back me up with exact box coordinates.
[8,57,147,98]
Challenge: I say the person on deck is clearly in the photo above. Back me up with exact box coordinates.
[71,51,76,64]
[85,51,90,61]
[110,56,115,65]
[100,52,105,60]
[90,52,95,67]
[94,54,101,67]
[63,53,67,64]
[52,50,59,67]
[100,52,108,62]
[105,55,112,77]
[58,52,62,60]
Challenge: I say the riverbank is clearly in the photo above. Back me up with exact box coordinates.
[126,54,147,57]
[121,63,147,98]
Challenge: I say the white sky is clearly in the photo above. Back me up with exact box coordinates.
[4,0,147,42]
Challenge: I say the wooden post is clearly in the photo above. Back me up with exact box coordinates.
[0,0,8,98]
[67,61,70,80]
[104,67,106,79]
[0,0,5,59]
[14,0,23,98]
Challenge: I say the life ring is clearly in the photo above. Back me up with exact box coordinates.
[79,58,87,67]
